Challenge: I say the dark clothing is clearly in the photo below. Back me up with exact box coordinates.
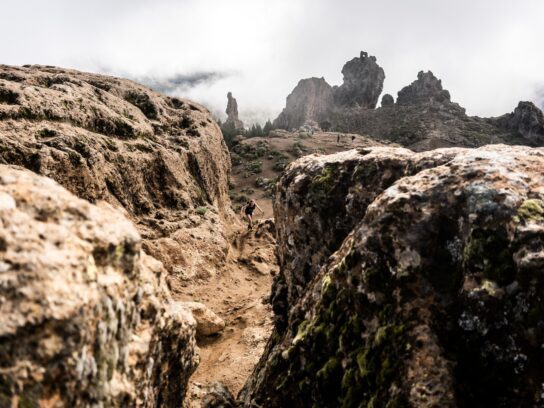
[245,202,256,215]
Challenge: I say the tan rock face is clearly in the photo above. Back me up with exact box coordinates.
[0,166,198,407]
[273,77,334,130]
[0,64,233,279]
[241,145,544,407]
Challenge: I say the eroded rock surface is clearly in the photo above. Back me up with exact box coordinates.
[333,51,385,109]
[273,77,334,130]
[396,70,453,106]
[225,92,244,131]
[0,64,233,280]
[274,52,544,150]
[0,166,198,407]
[494,101,544,145]
[241,145,544,407]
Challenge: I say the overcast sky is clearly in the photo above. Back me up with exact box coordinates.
[1,0,543,123]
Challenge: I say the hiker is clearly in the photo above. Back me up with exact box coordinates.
[336,134,340,144]
[241,199,264,230]
[351,134,355,143]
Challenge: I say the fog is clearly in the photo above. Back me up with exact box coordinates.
[1,0,543,123]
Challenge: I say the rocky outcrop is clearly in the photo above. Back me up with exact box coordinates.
[273,77,334,130]
[274,53,544,150]
[273,52,385,130]
[0,64,233,280]
[241,145,544,407]
[225,92,244,131]
[333,51,385,109]
[396,70,453,106]
[494,101,544,145]
[0,166,198,407]
[381,93,394,107]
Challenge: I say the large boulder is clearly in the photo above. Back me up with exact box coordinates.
[0,64,233,280]
[0,166,198,407]
[241,145,544,407]
[273,77,334,130]
[333,51,385,109]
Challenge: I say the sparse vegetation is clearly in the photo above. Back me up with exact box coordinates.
[124,90,158,120]
[243,160,263,175]
[0,88,20,105]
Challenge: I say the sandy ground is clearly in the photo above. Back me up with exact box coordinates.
[177,132,387,405]
[178,219,277,406]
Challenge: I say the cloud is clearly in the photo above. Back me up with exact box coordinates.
[0,0,543,123]
[137,72,228,94]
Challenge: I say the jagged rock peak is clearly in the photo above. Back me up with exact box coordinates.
[273,77,334,130]
[225,91,244,130]
[381,93,394,107]
[334,50,385,109]
[396,70,451,105]
[496,101,544,145]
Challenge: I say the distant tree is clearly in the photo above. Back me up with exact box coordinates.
[247,123,265,137]
[219,120,238,147]
[263,120,273,135]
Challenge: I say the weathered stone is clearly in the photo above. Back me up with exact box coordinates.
[0,64,233,279]
[381,93,394,107]
[333,51,385,109]
[273,77,334,130]
[241,145,544,407]
[202,382,238,408]
[0,166,198,407]
[273,53,544,150]
[494,101,544,145]
[181,302,226,337]
[225,92,244,131]
[396,70,452,105]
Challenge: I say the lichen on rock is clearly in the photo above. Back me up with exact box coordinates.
[0,166,198,407]
[240,144,544,407]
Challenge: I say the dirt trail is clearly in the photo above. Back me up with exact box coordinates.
[180,219,277,406]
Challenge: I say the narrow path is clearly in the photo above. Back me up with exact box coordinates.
[180,220,277,407]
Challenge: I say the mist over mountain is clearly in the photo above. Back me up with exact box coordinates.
[1,0,543,125]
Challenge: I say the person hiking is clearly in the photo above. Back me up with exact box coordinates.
[241,199,264,230]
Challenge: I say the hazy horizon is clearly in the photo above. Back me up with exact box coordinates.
[1,0,543,124]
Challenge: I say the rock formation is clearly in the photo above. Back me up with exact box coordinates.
[333,51,385,109]
[0,65,235,406]
[493,101,544,145]
[396,70,452,105]
[241,144,544,407]
[381,93,394,107]
[274,53,544,150]
[273,52,385,130]
[273,77,334,130]
[225,91,244,130]
[0,166,198,407]
[0,64,233,280]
